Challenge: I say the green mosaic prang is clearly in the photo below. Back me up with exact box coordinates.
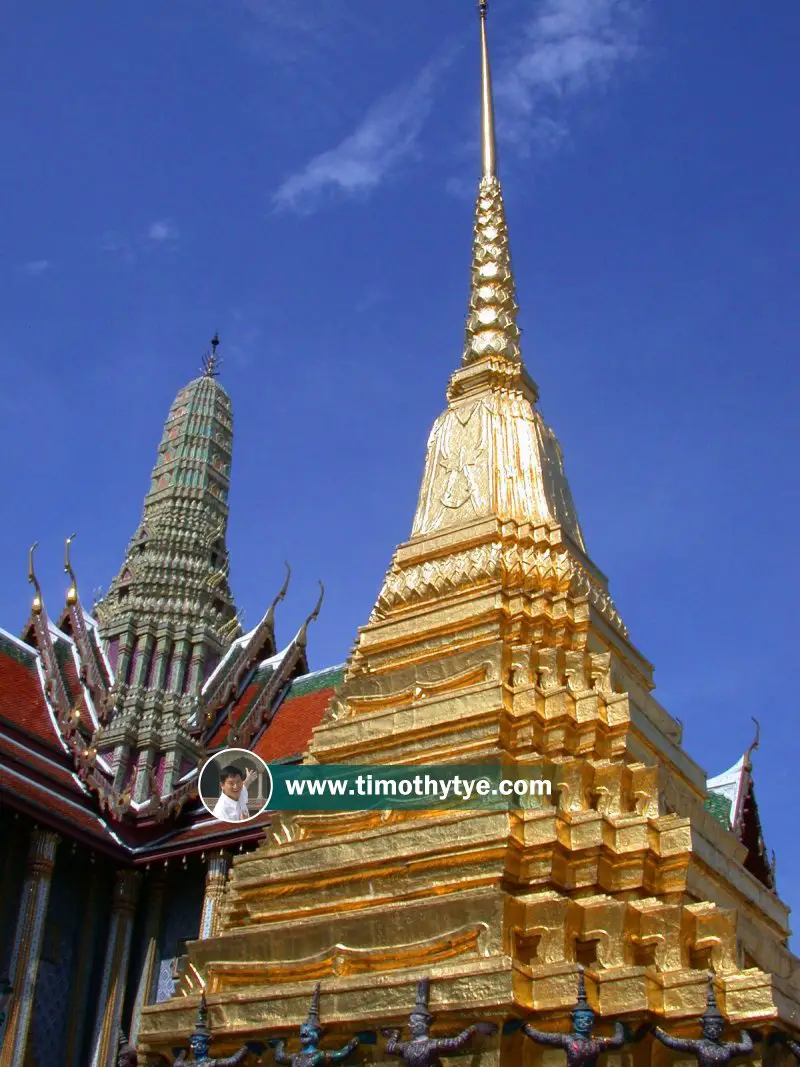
[93,371,242,799]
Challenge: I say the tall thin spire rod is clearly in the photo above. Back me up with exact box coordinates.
[202,332,221,378]
[479,0,497,178]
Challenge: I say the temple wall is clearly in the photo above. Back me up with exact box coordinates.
[29,847,88,1066]
[0,811,28,980]
[153,868,205,1002]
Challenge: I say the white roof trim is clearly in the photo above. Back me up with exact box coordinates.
[201,629,254,696]
[0,625,39,658]
[291,662,346,684]
[707,754,746,827]
[81,610,115,683]
[33,657,72,756]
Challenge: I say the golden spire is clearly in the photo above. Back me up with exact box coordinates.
[479,0,497,178]
[28,542,43,616]
[64,533,78,606]
[462,0,522,370]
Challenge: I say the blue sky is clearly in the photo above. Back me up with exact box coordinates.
[3,0,799,923]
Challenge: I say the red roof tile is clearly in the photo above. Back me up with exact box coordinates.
[0,763,118,848]
[0,733,82,794]
[0,632,61,750]
[253,685,335,762]
[206,680,263,750]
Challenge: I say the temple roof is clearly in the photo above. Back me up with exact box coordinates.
[707,755,747,825]
[705,739,775,892]
[0,615,339,858]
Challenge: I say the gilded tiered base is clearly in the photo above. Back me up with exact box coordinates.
[137,518,800,1062]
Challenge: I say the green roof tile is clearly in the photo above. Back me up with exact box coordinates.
[286,665,345,700]
[704,792,733,827]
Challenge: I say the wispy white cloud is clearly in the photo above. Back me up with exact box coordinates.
[241,0,346,62]
[273,58,447,215]
[496,0,646,154]
[23,259,50,276]
[147,220,178,243]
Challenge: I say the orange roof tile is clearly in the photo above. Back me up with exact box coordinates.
[254,684,335,762]
[0,631,61,750]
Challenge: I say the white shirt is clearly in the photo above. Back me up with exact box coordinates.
[212,784,249,822]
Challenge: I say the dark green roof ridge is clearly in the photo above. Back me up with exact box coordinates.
[286,665,345,699]
[0,629,38,670]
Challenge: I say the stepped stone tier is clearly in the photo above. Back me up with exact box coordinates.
[136,4,800,1065]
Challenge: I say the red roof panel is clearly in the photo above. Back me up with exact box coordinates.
[0,633,61,750]
[253,685,335,762]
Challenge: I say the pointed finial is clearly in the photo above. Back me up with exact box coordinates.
[305,982,322,1029]
[744,717,760,770]
[265,562,292,630]
[202,332,221,378]
[574,964,591,1012]
[28,542,44,616]
[65,533,78,606]
[460,0,522,371]
[479,0,497,178]
[296,581,325,650]
[192,991,212,1039]
[703,972,724,1022]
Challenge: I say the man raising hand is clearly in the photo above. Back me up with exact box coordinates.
[212,765,258,822]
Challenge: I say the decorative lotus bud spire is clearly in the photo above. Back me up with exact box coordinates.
[463,0,523,370]
[305,982,322,1030]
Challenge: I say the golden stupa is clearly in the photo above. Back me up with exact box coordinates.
[138,3,800,1062]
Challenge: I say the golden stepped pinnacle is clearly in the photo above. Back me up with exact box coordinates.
[464,0,521,367]
[463,179,521,366]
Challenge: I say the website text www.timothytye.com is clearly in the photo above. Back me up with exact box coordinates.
[263,764,558,812]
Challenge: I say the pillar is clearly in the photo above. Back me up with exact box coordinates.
[128,872,168,1045]
[0,827,60,1067]
[63,865,101,1067]
[199,851,231,939]
[89,869,141,1067]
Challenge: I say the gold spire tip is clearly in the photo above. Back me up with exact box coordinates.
[478,0,497,178]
